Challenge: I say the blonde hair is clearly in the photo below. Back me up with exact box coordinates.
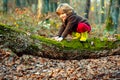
[56,3,74,16]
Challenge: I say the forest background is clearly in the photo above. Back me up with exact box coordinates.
[0,0,120,39]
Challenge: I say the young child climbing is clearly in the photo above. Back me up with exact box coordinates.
[53,3,91,42]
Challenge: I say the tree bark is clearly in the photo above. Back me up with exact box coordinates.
[84,0,91,19]
[111,0,120,33]
[49,0,57,12]
[43,0,49,13]
[101,0,105,23]
[95,0,99,24]
[106,0,120,33]
[105,0,113,31]
[3,0,8,13]
[37,0,43,18]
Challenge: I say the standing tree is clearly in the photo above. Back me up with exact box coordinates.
[49,0,57,12]
[43,0,49,13]
[84,0,91,19]
[95,0,99,24]
[37,0,43,18]
[111,0,120,33]
[42,0,58,13]
[16,0,27,8]
[16,0,22,8]
[101,0,105,23]
[60,0,69,3]
[106,0,120,33]
[26,0,38,14]
[3,0,8,13]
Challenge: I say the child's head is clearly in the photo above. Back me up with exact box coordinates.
[56,3,74,16]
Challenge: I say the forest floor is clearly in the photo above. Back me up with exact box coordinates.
[0,49,120,80]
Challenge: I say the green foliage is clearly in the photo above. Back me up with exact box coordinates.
[38,20,51,29]
[0,9,61,37]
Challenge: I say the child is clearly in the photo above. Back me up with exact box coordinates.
[53,3,91,42]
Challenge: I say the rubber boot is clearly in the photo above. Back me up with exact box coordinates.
[80,31,88,41]
[72,32,81,39]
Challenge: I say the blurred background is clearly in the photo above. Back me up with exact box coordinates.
[0,0,120,38]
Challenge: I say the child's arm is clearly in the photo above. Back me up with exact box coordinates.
[57,24,65,37]
[61,16,76,38]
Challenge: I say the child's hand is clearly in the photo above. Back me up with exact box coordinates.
[56,37,63,42]
[52,36,59,40]
[52,36,63,41]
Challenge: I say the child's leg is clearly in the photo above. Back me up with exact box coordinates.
[76,22,91,41]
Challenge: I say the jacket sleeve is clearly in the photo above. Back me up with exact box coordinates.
[57,24,65,37]
[61,16,77,38]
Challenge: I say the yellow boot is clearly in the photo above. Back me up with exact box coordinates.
[72,32,81,39]
[80,31,88,41]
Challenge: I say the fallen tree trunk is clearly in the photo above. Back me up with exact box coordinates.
[31,35,120,59]
[0,24,120,59]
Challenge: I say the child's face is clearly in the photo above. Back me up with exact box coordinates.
[59,13,67,22]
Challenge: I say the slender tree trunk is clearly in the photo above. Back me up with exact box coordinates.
[101,0,105,23]
[3,0,8,13]
[105,0,113,31]
[60,0,69,3]
[16,0,21,8]
[106,0,120,33]
[49,0,57,12]
[84,0,91,19]
[37,0,43,18]
[31,0,38,14]
[21,0,27,7]
[43,0,49,13]
[95,0,99,24]
[49,1,53,12]
[111,0,120,33]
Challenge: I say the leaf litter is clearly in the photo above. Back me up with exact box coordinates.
[0,49,120,80]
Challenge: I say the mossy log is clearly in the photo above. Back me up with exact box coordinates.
[0,24,120,59]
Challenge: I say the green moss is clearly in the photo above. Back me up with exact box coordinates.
[0,23,26,34]
[0,23,32,53]
[31,34,118,51]
[31,35,62,46]
[1,23,120,54]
